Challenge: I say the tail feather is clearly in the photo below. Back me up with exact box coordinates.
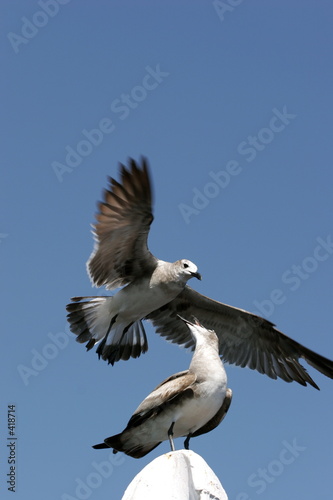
[92,433,124,452]
[93,432,161,459]
[92,442,110,450]
[66,296,113,344]
[66,296,148,365]
[99,320,148,365]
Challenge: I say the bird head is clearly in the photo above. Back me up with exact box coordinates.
[175,259,202,282]
[178,315,219,348]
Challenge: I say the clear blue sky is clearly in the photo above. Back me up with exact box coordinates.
[1,1,333,499]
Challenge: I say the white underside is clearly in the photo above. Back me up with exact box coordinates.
[125,382,227,451]
[85,279,182,344]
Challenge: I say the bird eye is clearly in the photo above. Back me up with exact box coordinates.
[183,262,189,268]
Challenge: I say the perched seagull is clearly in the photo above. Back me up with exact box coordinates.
[93,318,232,458]
[66,157,333,389]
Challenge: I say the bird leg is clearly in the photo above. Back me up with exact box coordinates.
[184,433,192,450]
[168,422,175,452]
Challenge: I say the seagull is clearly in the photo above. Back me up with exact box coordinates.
[66,157,333,389]
[67,158,201,365]
[93,318,232,458]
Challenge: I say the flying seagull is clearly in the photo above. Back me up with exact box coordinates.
[66,157,333,389]
[93,318,232,458]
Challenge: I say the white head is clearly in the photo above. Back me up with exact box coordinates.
[174,259,202,283]
[179,316,219,350]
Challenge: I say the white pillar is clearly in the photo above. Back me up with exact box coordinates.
[122,450,228,500]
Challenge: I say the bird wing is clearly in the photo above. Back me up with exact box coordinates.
[147,286,333,389]
[87,157,157,289]
[191,388,233,438]
[126,370,196,429]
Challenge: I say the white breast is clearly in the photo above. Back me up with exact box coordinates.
[172,384,227,437]
[112,279,181,322]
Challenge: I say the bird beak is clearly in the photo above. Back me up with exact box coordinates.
[177,314,202,326]
[192,272,202,280]
[177,315,201,327]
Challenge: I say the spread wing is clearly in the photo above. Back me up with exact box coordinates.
[87,157,157,289]
[147,287,333,389]
[126,370,196,429]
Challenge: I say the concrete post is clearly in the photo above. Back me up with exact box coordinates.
[122,450,228,500]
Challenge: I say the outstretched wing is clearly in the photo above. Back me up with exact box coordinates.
[87,157,157,289]
[147,287,333,389]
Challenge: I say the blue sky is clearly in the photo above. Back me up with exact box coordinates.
[1,1,333,499]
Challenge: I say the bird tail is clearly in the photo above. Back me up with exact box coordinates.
[66,296,148,364]
[92,442,111,450]
[92,433,123,452]
[93,433,161,459]
[66,296,113,348]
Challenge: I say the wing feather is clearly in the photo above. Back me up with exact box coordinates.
[126,371,196,429]
[87,157,157,289]
[148,286,333,389]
